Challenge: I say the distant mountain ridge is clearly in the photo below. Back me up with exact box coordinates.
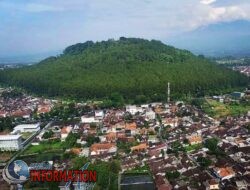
[168,20,250,57]
[0,37,248,101]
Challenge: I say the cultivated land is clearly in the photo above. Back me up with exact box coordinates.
[203,98,250,118]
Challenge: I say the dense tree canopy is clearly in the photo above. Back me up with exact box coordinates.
[0,37,248,102]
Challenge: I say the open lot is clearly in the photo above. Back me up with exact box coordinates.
[22,140,64,155]
[203,99,250,118]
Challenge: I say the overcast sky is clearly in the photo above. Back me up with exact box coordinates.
[1,0,250,57]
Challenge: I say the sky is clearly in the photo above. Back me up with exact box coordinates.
[1,0,250,60]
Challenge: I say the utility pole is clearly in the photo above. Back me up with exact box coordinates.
[167,82,170,103]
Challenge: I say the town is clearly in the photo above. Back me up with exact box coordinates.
[0,87,249,190]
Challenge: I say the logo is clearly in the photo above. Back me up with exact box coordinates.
[3,160,96,190]
[7,160,29,182]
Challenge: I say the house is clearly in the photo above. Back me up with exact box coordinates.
[60,126,73,141]
[235,180,248,190]
[70,148,89,157]
[125,122,137,136]
[145,109,156,120]
[95,110,104,119]
[148,135,159,144]
[231,92,245,99]
[204,179,220,190]
[126,105,142,115]
[11,109,32,119]
[90,143,117,156]
[81,116,99,124]
[37,104,52,114]
[213,167,235,180]
[131,143,148,152]
[105,132,117,142]
[188,135,203,145]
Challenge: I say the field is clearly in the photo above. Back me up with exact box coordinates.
[203,99,250,119]
[21,132,34,140]
[19,140,65,163]
[22,140,63,155]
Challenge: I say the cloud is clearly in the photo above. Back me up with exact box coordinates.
[0,0,250,56]
[200,0,216,5]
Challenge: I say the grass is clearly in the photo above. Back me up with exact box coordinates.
[22,140,64,155]
[203,98,250,118]
[125,165,149,174]
[185,144,203,152]
[21,132,34,140]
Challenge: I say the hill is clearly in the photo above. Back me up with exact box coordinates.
[0,38,248,102]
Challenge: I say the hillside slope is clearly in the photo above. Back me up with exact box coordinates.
[0,38,248,101]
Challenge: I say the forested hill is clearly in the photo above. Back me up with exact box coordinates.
[0,38,248,102]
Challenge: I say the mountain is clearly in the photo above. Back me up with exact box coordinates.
[0,38,248,101]
[167,20,250,57]
[0,50,62,65]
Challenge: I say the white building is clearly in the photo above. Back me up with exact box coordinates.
[11,123,40,134]
[0,135,23,151]
[145,109,156,120]
[95,110,104,119]
[81,116,99,123]
[126,105,143,115]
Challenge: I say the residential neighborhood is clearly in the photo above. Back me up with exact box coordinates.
[0,88,249,190]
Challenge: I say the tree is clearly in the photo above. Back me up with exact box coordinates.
[42,130,54,139]
[204,138,219,153]
[63,132,80,149]
[165,171,180,180]
[197,156,212,168]
[109,160,121,174]
[86,135,100,147]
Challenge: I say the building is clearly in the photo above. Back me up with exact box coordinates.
[125,122,137,136]
[145,109,156,120]
[11,123,40,134]
[95,110,104,119]
[131,143,148,152]
[81,116,99,124]
[213,167,235,180]
[204,179,219,190]
[188,135,203,145]
[90,143,117,156]
[0,135,23,151]
[61,126,73,141]
[37,105,52,114]
[126,105,142,115]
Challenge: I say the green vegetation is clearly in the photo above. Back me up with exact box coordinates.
[125,165,149,174]
[90,160,121,190]
[197,156,212,168]
[0,117,14,131]
[165,170,181,180]
[86,135,100,147]
[63,132,80,149]
[203,99,250,118]
[0,38,248,102]
[204,137,225,157]
[117,141,139,153]
[185,143,203,152]
[42,130,54,139]
[21,132,34,140]
[22,140,64,155]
